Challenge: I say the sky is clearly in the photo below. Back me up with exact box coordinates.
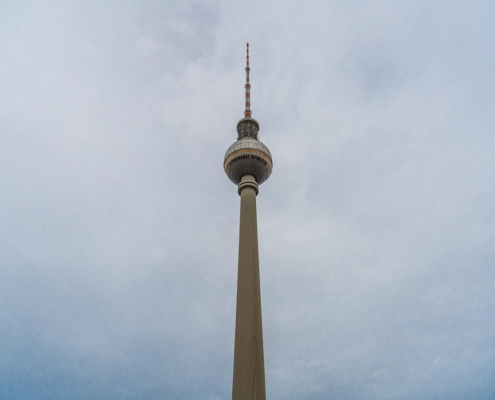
[1,1,495,399]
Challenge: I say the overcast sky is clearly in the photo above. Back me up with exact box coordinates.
[1,1,495,399]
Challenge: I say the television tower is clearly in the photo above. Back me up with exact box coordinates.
[224,43,273,400]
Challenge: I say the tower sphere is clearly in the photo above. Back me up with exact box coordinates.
[224,135,273,185]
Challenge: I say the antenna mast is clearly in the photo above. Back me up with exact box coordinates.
[244,43,251,117]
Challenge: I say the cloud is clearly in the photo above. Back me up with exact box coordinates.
[1,1,495,399]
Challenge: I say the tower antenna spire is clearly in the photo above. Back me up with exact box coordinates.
[244,43,251,118]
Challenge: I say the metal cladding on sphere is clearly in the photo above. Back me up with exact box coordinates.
[224,136,273,185]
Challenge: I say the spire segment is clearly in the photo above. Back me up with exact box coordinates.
[244,43,251,118]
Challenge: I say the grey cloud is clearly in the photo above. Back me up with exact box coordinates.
[1,1,494,399]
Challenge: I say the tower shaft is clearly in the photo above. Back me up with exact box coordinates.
[232,175,266,400]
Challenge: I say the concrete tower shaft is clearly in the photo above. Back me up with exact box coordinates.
[232,175,266,400]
